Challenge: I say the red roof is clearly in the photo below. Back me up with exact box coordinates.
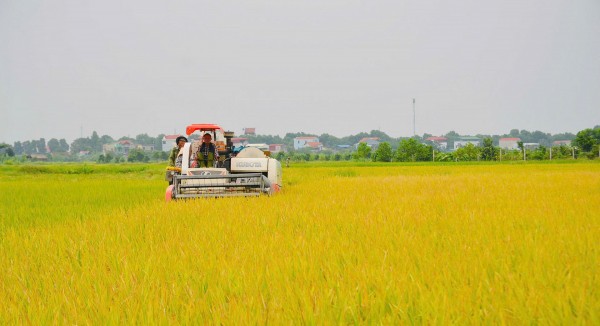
[163,134,181,140]
[186,124,223,135]
[500,138,521,141]
[307,142,322,148]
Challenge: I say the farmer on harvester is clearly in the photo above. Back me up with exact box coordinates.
[168,136,187,168]
[196,133,219,168]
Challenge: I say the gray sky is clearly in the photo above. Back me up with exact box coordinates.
[1,0,599,144]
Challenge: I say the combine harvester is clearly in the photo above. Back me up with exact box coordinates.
[165,124,282,201]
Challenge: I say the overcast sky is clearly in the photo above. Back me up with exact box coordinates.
[1,0,599,144]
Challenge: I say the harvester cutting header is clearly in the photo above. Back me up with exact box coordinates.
[165,123,282,201]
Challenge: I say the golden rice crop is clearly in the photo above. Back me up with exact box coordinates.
[0,162,598,324]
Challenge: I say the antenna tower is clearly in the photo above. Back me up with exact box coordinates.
[413,98,416,136]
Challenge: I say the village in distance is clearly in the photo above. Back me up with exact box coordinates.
[1,125,600,163]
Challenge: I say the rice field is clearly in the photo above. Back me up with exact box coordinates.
[0,161,598,324]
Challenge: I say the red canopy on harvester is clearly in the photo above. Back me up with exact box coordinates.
[185,124,224,135]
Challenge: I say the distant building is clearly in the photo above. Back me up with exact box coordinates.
[269,144,285,153]
[425,136,448,150]
[243,128,256,135]
[306,142,323,151]
[162,135,183,152]
[453,137,480,149]
[232,137,249,148]
[552,140,572,146]
[137,144,155,151]
[246,143,269,151]
[29,153,49,161]
[356,137,380,149]
[499,138,521,150]
[523,143,540,150]
[294,136,321,150]
[103,140,135,155]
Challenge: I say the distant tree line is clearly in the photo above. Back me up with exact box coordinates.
[245,128,579,151]
[3,131,169,163]
[2,126,598,163]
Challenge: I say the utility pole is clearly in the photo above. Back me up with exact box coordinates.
[413,98,416,137]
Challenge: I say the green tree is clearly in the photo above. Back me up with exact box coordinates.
[573,128,600,152]
[13,141,23,155]
[59,139,70,152]
[21,141,32,154]
[0,143,15,157]
[530,146,547,160]
[436,152,454,162]
[70,138,92,154]
[395,138,431,162]
[100,135,114,146]
[454,143,481,161]
[135,133,155,145]
[90,131,101,152]
[373,142,393,162]
[127,148,148,162]
[353,143,371,160]
[445,131,460,138]
[37,138,46,153]
[155,134,165,151]
[47,138,60,152]
[480,138,497,161]
[317,133,341,148]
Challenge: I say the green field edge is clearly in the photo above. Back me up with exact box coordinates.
[1,159,598,176]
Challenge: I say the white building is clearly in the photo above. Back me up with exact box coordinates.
[293,136,321,150]
[453,137,480,149]
[356,137,380,149]
[499,138,521,150]
[524,143,540,150]
[425,136,448,150]
[162,135,183,152]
